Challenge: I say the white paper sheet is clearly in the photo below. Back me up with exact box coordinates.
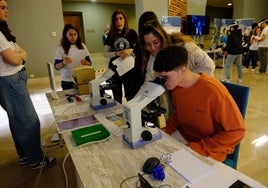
[68,50,88,67]
[169,148,214,184]
[112,55,134,76]
[181,162,267,188]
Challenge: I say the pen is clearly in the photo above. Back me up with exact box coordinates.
[75,95,83,102]
[67,96,73,103]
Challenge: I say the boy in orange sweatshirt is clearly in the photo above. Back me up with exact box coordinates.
[153,45,246,162]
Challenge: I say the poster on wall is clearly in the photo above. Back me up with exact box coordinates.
[212,18,255,51]
[214,18,221,28]
[221,18,234,28]
[211,18,222,50]
[236,18,255,36]
[220,18,254,36]
[161,16,181,34]
[219,19,235,38]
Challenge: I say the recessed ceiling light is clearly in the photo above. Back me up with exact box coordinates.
[227,3,232,6]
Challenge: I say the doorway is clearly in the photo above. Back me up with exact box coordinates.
[63,11,85,43]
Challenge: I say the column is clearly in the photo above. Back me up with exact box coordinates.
[135,0,168,30]
[187,0,207,15]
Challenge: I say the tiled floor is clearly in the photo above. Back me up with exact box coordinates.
[0,53,268,187]
[214,61,268,186]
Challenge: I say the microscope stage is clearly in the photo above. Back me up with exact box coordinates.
[122,129,162,149]
[91,100,116,110]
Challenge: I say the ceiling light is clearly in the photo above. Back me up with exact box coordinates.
[227,3,232,6]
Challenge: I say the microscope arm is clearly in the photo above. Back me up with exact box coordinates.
[90,68,115,99]
[89,68,116,109]
[89,56,135,110]
[122,79,166,148]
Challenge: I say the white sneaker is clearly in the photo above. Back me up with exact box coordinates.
[238,79,242,83]
[243,68,248,72]
[222,79,231,83]
[251,69,254,72]
[30,156,56,170]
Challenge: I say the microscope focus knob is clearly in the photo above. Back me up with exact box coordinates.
[100,98,107,106]
[141,130,152,141]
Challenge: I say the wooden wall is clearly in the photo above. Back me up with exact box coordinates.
[169,0,187,17]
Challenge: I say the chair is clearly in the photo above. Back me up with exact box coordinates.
[221,81,250,169]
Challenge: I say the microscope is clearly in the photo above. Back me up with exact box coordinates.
[89,68,116,110]
[122,77,166,149]
[89,55,135,110]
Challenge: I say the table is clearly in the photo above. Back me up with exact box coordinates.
[205,49,225,68]
[45,91,91,120]
[46,92,267,188]
[45,90,122,144]
[63,114,191,187]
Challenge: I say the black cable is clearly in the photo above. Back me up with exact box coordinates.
[120,174,139,188]
[119,173,172,188]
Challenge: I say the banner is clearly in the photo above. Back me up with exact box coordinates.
[161,16,181,34]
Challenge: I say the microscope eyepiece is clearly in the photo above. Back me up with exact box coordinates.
[152,76,166,85]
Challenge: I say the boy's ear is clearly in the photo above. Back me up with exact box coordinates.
[180,66,187,74]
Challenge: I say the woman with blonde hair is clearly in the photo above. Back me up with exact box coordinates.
[135,18,215,119]
[170,31,215,76]
[137,19,215,96]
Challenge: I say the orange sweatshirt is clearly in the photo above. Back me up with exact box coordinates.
[163,73,246,162]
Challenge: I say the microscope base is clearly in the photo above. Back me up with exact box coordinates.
[122,130,162,149]
[91,101,116,110]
